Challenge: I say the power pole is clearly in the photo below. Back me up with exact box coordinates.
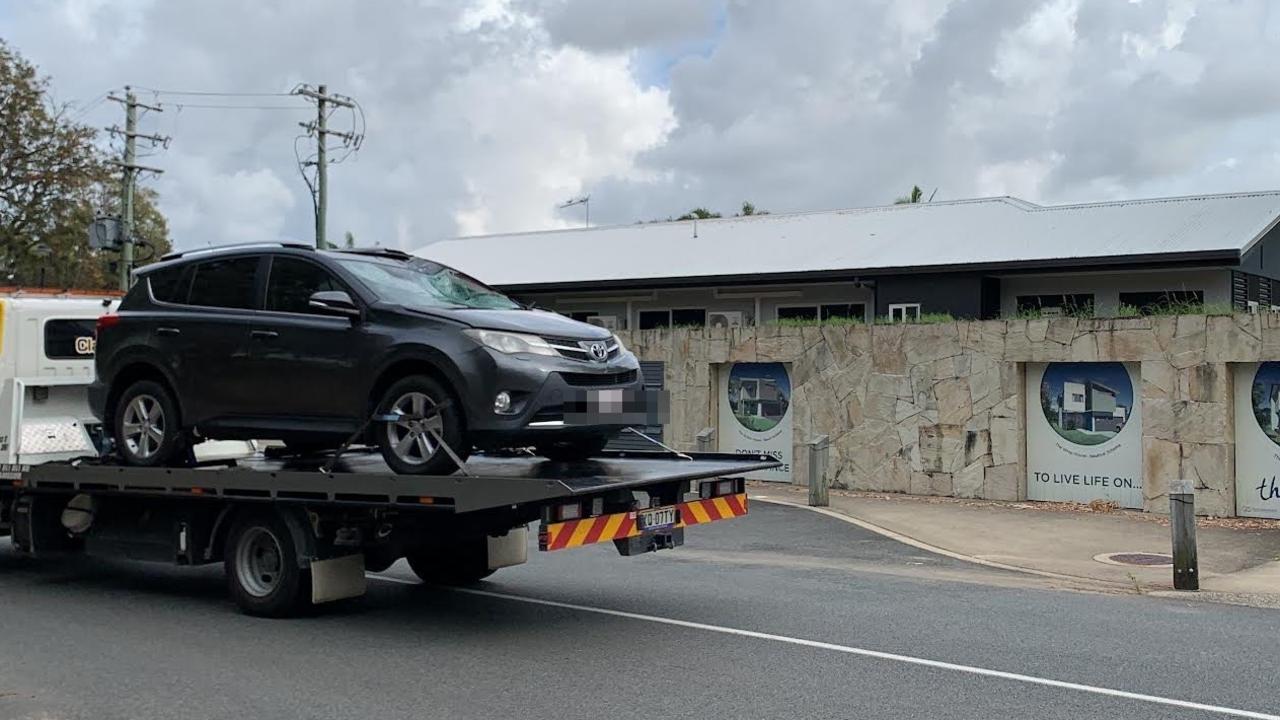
[106,86,166,291]
[293,84,356,248]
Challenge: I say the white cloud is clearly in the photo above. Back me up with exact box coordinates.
[3,0,1278,251]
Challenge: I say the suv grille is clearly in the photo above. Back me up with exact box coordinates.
[542,335,621,361]
[560,370,638,387]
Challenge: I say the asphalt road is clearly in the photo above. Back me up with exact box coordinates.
[1,501,1278,720]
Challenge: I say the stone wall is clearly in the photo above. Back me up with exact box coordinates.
[617,313,1279,516]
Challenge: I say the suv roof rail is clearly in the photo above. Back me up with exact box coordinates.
[332,247,412,260]
[159,241,314,262]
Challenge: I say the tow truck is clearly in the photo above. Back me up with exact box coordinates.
[1,293,774,616]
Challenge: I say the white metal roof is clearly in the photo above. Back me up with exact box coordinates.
[415,191,1280,288]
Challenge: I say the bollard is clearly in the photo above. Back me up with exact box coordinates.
[1169,477,1199,591]
[695,427,715,454]
[808,435,830,507]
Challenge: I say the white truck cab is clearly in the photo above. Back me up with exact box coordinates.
[0,293,254,465]
[0,293,116,464]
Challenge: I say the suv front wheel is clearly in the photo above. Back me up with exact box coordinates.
[376,375,469,475]
[114,379,184,467]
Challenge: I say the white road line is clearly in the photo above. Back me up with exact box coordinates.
[370,573,1278,720]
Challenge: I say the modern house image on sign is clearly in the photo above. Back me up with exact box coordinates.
[1057,380,1127,436]
[729,372,790,433]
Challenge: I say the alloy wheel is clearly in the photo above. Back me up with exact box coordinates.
[121,394,165,459]
[385,391,445,466]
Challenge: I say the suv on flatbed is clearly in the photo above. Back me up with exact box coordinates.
[89,243,645,474]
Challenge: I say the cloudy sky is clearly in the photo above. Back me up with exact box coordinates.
[3,0,1279,250]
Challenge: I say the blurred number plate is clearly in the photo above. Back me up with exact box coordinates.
[591,388,624,413]
[637,506,676,530]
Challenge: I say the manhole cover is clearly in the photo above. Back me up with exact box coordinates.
[1094,552,1173,567]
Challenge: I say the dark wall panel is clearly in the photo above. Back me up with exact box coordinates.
[1239,223,1280,280]
[874,273,986,319]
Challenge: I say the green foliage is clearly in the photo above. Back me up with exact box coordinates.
[0,40,170,289]
[894,185,925,204]
[873,312,955,325]
[676,207,721,221]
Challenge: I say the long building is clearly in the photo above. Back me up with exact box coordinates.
[418,191,1280,329]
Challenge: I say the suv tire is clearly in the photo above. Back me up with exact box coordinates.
[376,374,469,475]
[535,434,611,462]
[113,379,184,467]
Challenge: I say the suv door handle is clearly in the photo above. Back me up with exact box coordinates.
[156,327,181,336]
[250,330,279,340]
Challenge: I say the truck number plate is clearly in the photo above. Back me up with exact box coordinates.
[637,506,677,530]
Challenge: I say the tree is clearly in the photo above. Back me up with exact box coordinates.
[344,230,356,248]
[676,207,721,221]
[0,40,103,283]
[894,185,925,205]
[736,201,769,216]
[0,41,170,289]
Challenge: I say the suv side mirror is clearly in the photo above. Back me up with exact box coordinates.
[309,290,360,318]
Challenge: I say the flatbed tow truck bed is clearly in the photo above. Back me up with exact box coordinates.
[0,450,778,616]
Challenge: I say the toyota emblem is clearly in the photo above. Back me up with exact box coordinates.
[588,342,608,361]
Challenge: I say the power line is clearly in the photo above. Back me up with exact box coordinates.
[131,86,294,97]
[165,103,308,111]
[292,83,363,248]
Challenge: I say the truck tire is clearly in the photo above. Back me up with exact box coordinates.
[224,513,311,617]
[405,537,494,585]
[376,375,469,475]
[113,379,185,467]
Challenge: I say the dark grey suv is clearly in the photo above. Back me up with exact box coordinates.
[89,243,645,474]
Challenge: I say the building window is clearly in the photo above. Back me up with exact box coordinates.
[568,311,599,323]
[888,303,921,322]
[1016,294,1094,316]
[671,308,707,327]
[1118,290,1203,314]
[820,303,866,321]
[638,310,670,330]
[777,306,818,321]
[638,308,707,329]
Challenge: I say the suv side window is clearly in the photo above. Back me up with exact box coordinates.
[265,256,344,314]
[188,256,260,310]
[148,265,192,304]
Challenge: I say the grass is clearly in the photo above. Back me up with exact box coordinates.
[735,414,779,432]
[1054,428,1113,446]
[1012,301,1237,320]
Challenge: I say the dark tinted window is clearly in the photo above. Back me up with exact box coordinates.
[1016,294,1094,315]
[777,306,818,321]
[1118,290,1203,314]
[671,308,706,327]
[821,303,865,321]
[188,257,260,309]
[44,319,98,359]
[148,266,191,304]
[266,257,343,314]
[638,310,670,330]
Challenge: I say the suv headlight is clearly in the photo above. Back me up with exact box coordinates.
[464,329,558,357]
[611,333,627,353]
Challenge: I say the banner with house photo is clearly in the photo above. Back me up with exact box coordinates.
[1025,362,1143,508]
[1232,363,1280,519]
[718,362,793,482]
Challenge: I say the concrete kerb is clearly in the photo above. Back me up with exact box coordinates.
[751,494,1138,590]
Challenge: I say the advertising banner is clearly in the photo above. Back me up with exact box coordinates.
[1232,363,1280,519]
[718,362,793,482]
[1025,362,1143,508]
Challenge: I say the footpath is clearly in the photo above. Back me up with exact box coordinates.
[751,484,1280,607]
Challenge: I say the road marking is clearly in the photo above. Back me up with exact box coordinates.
[370,573,1278,719]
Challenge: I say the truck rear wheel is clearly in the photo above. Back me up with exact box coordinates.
[224,513,311,617]
[405,537,494,585]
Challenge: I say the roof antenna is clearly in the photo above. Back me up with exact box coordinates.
[692,216,698,238]
[928,188,938,202]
